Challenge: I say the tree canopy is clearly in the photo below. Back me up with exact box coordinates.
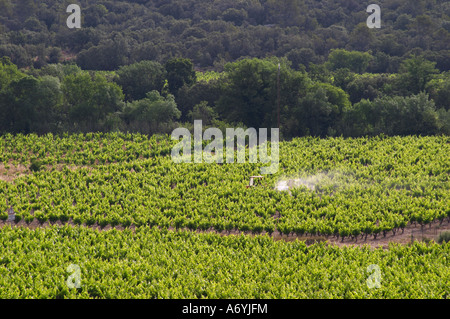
[0,1,448,137]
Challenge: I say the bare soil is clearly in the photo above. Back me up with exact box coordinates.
[1,216,449,250]
[0,164,28,182]
[0,163,93,183]
[1,164,448,249]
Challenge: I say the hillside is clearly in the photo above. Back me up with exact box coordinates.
[0,0,449,72]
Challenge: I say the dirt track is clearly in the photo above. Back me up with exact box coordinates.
[2,163,449,249]
[1,216,449,250]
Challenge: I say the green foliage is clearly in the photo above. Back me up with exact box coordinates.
[176,79,222,122]
[0,53,448,138]
[221,8,248,26]
[29,158,42,172]
[123,91,181,134]
[116,60,167,101]
[0,56,25,88]
[348,23,375,52]
[165,58,196,96]
[188,101,218,125]
[0,0,447,75]
[62,71,125,130]
[34,63,82,81]
[0,226,448,298]
[437,231,450,244]
[292,82,351,137]
[326,49,373,74]
[0,45,31,68]
[0,75,40,133]
[34,75,63,132]
[397,56,439,95]
[217,57,309,129]
[346,93,441,136]
[426,72,450,110]
[0,60,64,134]
[345,73,396,104]
[0,134,448,240]
[286,48,317,71]
[0,0,12,16]
[48,47,62,64]
[0,0,449,298]
[76,35,129,71]
[0,0,448,138]
[394,14,412,31]
[436,108,450,135]
[196,71,223,83]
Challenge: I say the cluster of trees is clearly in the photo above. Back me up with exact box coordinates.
[0,0,448,138]
[0,56,193,135]
[203,53,449,138]
[1,51,449,138]
[0,0,449,72]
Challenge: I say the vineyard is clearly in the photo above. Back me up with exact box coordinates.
[0,226,448,299]
[0,133,449,298]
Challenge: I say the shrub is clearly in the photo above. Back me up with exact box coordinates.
[29,159,42,172]
[437,231,450,244]
[305,237,327,245]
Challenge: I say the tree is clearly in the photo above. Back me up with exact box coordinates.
[0,0,12,16]
[397,56,438,95]
[0,76,39,133]
[216,57,309,130]
[348,23,375,51]
[84,4,108,28]
[13,0,36,21]
[0,56,25,89]
[116,60,167,101]
[394,14,412,30]
[426,74,450,110]
[165,58,196,96]
[293,83,351,137]
[159,2,184,19]
[0,45,32,68]
[345,74,395,104]
[176,80,222,122]
[24,16,46,32]
[437,108,450,135]
[332,68,355,90]
[76,36,129,71]
[62,72,124,131]
[33,76,63,133]
[48,48,62,64]
[286,48,317,71]
[188,101,218,125]
[123,90,181,134]
[326,49,373,74]
[346,93,440,136]
[296,87,334,137]
[221,8,248,26]
[308,63,332,83]
[265,0,305,27]
[0,59,63,134]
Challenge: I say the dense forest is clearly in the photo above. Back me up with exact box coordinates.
[0,0,449,138]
